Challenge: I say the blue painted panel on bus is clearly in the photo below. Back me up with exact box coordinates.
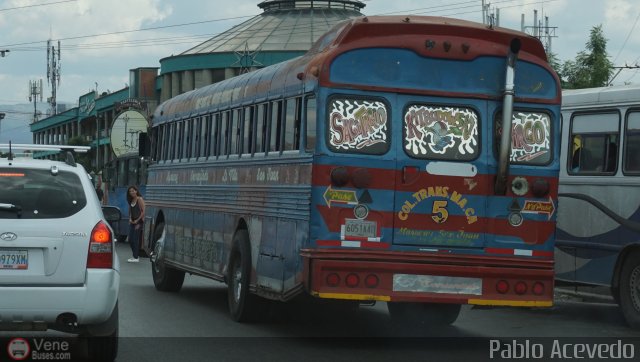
[330,48,557,100]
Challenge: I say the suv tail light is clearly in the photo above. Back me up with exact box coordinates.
[87,221,113,269]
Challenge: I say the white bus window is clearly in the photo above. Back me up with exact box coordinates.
[570,113,619,174]
[624,112,640,174]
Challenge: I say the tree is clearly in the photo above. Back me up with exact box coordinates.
[561,25,614,89]
[67,135,94,172]
[546,52,563,82]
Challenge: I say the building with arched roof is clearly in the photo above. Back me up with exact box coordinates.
[159,0,365,102]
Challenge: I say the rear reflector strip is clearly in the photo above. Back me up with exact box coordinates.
[485,247,553,258]
[317,240,389,249]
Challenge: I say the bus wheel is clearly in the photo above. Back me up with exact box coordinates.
[227,230,264,322]
[619,251,640,329]
[387,302,461,326]
[151,222,185,292]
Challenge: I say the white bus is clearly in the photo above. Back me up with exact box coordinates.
[556,84,640,329]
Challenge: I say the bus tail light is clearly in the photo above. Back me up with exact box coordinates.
[496,280,509,294]
[352,168,371,189]
[330,167,349,187]
[514,281,528,295]
[532,178,550,198]
[326,273,340,287]
[345,273,360,288]
[364,274,379,288]
[532,282,545,295]
[87,221,113,269]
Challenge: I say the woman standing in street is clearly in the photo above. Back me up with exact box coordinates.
[127,185,145,262]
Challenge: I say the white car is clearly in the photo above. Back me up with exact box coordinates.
[0,144,120,362]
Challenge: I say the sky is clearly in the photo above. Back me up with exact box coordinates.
[0,0,639,109]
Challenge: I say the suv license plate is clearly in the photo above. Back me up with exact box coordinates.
[344,219,377,238]
[0,250,28,269]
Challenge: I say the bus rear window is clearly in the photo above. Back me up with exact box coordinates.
[496,111,552,165]
[327,98,389,155]
[403,105,479,161]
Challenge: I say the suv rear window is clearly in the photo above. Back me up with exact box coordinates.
[0,168,87,219]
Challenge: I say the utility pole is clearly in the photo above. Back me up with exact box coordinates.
[522,10,557,54]
[47,40,61,115]
[28,80,43,124]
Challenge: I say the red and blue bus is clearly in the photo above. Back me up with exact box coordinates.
[102,153,147,243]
[142,15,561,324]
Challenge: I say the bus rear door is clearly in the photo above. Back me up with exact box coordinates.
[393,100,487,251]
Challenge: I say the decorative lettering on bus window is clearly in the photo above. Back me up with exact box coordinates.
[328,99,389,154]
[403,105,479,161]
[497,112,552,165]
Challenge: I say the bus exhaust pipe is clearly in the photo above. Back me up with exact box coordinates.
[495,38,521,195]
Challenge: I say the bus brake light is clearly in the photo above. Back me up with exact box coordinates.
[331,167,349,187]
[326,273,340,287]
[345,273,360,288]
[514,281,528,295]
[532,282,545,295]
[496,280,509,294]
[532,178,550,198]
[364,274,379,288]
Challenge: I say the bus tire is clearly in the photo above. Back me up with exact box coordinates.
[387,302,461,326]
[151,222,185,292]
[619,250,640,329]
[227,229,264,322]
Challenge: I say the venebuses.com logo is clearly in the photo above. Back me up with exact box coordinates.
[6,338,30,361]
[5,337,72,361]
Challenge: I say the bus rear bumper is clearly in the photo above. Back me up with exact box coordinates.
[301,248,554,307]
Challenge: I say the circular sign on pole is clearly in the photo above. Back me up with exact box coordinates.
[110,110,148,157]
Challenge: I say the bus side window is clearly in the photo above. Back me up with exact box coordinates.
[203,115,211,158]
[242,106,253,156]
[624,112,640,173]
[269,101,283,154]
[117,160,127,187]
[220,112,230,157]
[230,109,240,155]
[570,113,619,174]
[283,98,298,151]
[255,104,266,154]
[169,122,176,161]
[192,117,200,159]
[212,113,220,158]
[185,119,192,159]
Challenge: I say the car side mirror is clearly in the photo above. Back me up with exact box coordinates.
[102,206,121,223]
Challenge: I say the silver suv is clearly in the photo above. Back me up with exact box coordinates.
[0,144,120,362]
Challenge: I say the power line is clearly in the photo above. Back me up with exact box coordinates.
[0,0,76,12]
[613,10,640,64]
[0,15,257,48]
[0,0,530,50]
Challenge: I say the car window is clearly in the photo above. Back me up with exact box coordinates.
[0,168,87,219]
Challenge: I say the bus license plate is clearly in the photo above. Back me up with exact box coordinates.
[344,219,377,238]
[0,250,28,270]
